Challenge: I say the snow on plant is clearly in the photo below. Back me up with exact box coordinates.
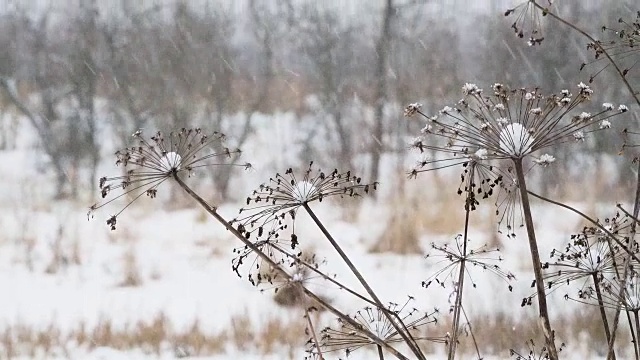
[406,83,623,174]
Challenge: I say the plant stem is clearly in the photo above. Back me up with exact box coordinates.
[460,304,482,360]
[448,164,475,360]
[302,293,324,360]
[635,311,640,360]
[378,344,385,360]
[513,158,558,360]
[302,203,425,360]
[172,173,411,360]
[593,272,616,360]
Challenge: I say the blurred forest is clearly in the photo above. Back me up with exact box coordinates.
[0,0,636,201]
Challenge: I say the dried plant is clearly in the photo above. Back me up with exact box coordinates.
[314,297,441,359]
[88,128,246,230]
[504,0,551,46]
[510,338,566,360]
[407,80,627,359]
[584,11,640,82]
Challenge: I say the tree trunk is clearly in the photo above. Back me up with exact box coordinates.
[370,0,394,185]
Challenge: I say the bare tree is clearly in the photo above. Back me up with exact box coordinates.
[102,4,163,145]
[63,3,103,196]
[369,0,395,185]
[0,13,73,198]
[293,4,365,171]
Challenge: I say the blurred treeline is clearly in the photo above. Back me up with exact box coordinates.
[0,0,636,201]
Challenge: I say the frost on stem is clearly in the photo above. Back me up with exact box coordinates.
[88,128,247,230]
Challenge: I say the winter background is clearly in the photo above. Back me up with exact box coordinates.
[0,0,637,359]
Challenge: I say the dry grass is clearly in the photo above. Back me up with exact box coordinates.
[370,195,423,254]
[0,311,309,359]
[370,176,470,254]
[117,247,143,287]
[444,308,630,358]
[0,307,631,359]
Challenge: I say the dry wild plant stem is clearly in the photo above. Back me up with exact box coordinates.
[448,165,474,360]
[279,249,374,305]
[513,158,559,360]
[172,173,411,360]
[302,291,324,360]
[592,272,615,354]
[378,344,385,360]
[460,304,482,359]
[302,203,426,360]
[635,311,640,360]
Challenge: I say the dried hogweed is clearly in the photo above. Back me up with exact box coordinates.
[543,227,620,300]
[89,128,247,230]
[504,0,552,46]
[406,82,626,233]
[423,235,515,291]
[542,212,632,298]
[232,161,377,239]
[313,297,441,358]
[407,82,624,168]
[584,11,640,81]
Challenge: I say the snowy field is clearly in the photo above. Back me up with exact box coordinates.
[0,112,629,360]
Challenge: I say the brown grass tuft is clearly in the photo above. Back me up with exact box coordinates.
[117,247,142,287]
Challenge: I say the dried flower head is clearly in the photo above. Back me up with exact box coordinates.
[543,226,621,295]
[423,235,515,291]
[313,297,441,357]
[88,128,246,230]
[456,161,504,212]
[231,230,301,286]
[232,161,377,239]
[409,83,623,171]
[584,11,640,81]
[407,83,625,234]
[523,212,633,307]
[504,1,551,45]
